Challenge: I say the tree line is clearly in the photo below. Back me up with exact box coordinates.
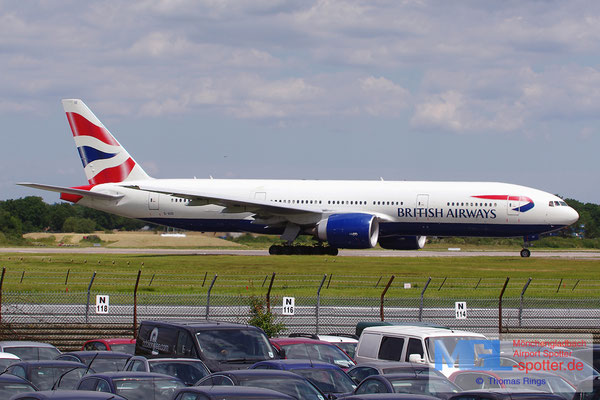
[0,196,598,245]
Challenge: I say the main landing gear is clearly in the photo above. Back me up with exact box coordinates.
[268,244,339,256]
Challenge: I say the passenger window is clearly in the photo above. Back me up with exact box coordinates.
[78,378,98,391]
[454,373,484,390]
[378,336,404,361]
[132,360,146,371]
[9,366,26,379]
[96,379,111,392]
[356,379,388,394]
[177,330,196,357]
[405,338,424,362]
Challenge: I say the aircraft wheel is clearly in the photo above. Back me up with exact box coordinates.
[520,248,531,258]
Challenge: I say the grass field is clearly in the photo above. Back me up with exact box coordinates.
[1,251,599,300]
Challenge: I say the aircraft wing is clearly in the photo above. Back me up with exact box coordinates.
[123,184,321,216]
[17,182,124,201]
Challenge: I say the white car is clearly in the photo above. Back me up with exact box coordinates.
[0,351,20,370]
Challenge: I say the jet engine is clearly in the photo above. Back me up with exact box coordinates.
[378,235,427,250]
[317,213,379,249]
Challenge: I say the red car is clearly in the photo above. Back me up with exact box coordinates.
[270,337,355,370]
[82,338,136,354]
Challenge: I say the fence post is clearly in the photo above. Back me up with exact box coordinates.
[380,276,395,321]
[206,274,218,319]
[65,269,70,286]
[518,278,532,327]
[498,277,510,335]
[133,270,142,338]
[85,271,97,324]
[266,273,276,313]
[316,274,327,335]
[0,267,5,325]
[419,277,432,322]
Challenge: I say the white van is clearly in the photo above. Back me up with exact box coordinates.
[355,325,487,376]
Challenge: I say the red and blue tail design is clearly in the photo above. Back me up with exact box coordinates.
[62,99,150,185]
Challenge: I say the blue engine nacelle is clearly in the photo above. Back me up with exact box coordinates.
[317,213,379,249]
[378,235,427,250]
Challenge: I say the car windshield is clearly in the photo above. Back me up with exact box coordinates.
[150,361,209,385]
[5,346,60,361]
[0,381,37,397]
[114,377,186,400]
[83,356,130,372]
[389,377,460,396]
[195,329,274,362]
[238,376,325,400]
[294,368,357,394]
[336,342,357,359]
[29,366,88,390]
[110,343,135,354]
[281,343,355,369]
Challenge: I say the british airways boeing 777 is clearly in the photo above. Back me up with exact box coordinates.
[19,99,579,256]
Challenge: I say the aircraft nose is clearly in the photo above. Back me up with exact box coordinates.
[566,207,579,225]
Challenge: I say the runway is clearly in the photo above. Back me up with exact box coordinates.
[1,247,599,259]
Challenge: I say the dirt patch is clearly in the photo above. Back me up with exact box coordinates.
[24,231,240,248]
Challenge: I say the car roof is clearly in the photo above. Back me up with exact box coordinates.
[60,350,132,358]
[361,326,486,338]
[317,335,359,343]
[211,369,307,379]
[9,390,127,399]
[350,361,437,369]
[343,394,442,400]
[0,373,36,384]
[252,359,344,370]
[369,372,450,380]
[83,371,181,379]
[0,351,21,359]
[271,337,335,345]
[0,341,58,348]
[140,319,256,329]
[10,360,87,368]
[146,357,206,363]
[84,338,135,344]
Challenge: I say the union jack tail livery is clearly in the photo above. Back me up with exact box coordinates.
[62,99,150,184]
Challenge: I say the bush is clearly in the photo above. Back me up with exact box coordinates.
[62,217,96,233]
[247,296,286,338]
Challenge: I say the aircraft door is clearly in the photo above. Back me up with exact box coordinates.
[507,196,520,216]
[148,192,160,210]
[416,194,429,208]
[254,192,266,200]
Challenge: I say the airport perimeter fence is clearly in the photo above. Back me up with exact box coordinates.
[1,289,599,339]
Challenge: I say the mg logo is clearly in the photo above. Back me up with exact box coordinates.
[434,339,511,371]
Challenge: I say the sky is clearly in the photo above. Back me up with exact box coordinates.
[1,0,599,204]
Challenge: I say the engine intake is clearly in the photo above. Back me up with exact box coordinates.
[317,213,379,249]
[379,235,427,250]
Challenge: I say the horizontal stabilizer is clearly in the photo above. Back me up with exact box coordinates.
[17,182,124,201]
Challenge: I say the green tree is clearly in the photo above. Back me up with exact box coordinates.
[247,296,286,338]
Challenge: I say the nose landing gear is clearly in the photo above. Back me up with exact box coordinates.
[520,235,538,257]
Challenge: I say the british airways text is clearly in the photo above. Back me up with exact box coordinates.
[397,208,497,219]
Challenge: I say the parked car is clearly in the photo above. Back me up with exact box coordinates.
[196,369,327,400]
[572,376,600,400]
[0,373,38,398]
[289,333,359,359]
[354,325,486,376]
[9,391,127,400]
[340,394,442,400]
[447,389,568,400]
[251,359,357,397]
[448,370,575,399]
[5,360,90,390]
[0,351,21,370]
[135,319,276,372]
[270,337,355,370]
[0,342,61,361]
[571,345,600,373]
[347,361,446,385]
[56,351,131,372]
[350,373,461,399]
[171,386,295,400]
[76,371,185,399]
[124,355,210,385]
[82,338,136,354]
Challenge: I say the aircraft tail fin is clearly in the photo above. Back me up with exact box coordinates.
[62,99,151,185]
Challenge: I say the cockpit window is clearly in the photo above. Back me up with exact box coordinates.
[560,201,568,206]
[554,201,561,206]
[549,201,554,207]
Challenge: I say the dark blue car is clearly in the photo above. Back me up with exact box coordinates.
[351,373,461,399]
[197,369,327,400]
[251,359,357,397]
[76,371,186,400]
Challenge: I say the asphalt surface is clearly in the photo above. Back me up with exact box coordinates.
[1,247,599,258]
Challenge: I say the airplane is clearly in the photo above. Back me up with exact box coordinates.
[19,99,579,257]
